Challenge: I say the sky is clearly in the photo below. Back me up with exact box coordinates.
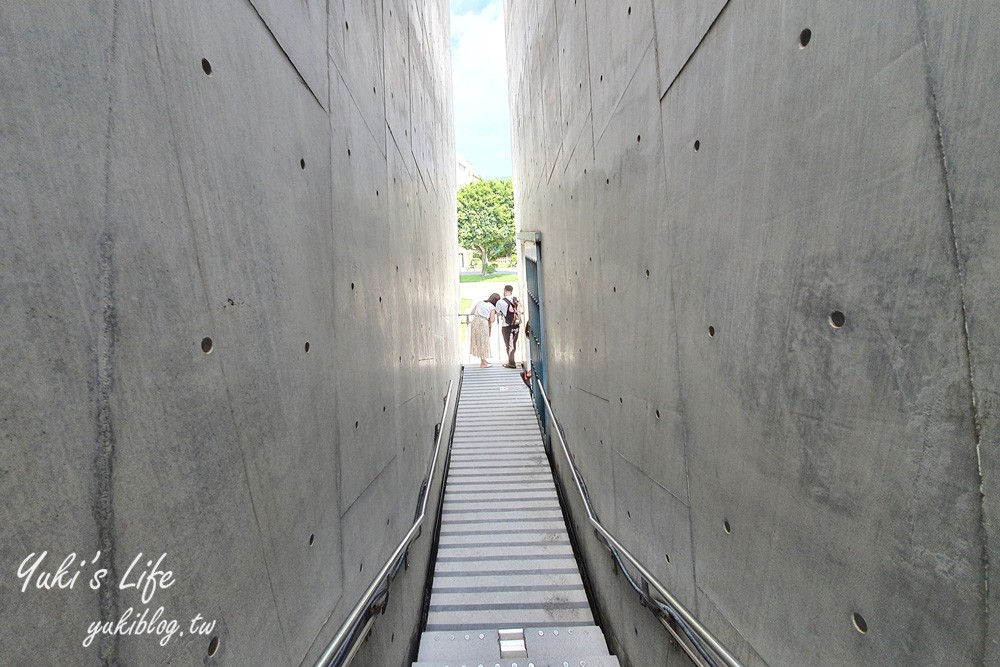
[450,0,513,180]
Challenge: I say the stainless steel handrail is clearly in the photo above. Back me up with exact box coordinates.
[536,382,744,667]
[315,380,455,667]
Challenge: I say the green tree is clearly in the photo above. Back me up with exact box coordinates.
[457,178,515,276]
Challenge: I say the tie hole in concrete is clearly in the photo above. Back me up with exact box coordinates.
[724,519,732,534]
[694,139,701,151]
[201,337,213,354]
[309,533,315,547]
[829,310,846,328]
[300,158,306,170]
[800,28,812,48]
[853,612,868,634]
[207,636,219,657]
[304,341,310,353]
[708,325,715,337]
[201,58,212,76]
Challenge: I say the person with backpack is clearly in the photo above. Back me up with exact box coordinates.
[495,284,522,369]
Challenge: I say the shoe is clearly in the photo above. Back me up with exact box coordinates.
[502,363,517,369]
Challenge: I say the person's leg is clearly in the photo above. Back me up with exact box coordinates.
[501,326,513,367]
[508,328,518,367]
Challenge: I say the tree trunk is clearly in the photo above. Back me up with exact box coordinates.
[477,245,489,276]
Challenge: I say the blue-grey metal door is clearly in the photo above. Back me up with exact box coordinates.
[519,232,547,434]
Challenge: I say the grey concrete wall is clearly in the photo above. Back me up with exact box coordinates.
[0,1,458,665]
[506,1,998,665]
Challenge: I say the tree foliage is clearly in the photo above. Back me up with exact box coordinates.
[457,178,515,276]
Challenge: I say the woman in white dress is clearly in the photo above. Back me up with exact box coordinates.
[469,293,501,367]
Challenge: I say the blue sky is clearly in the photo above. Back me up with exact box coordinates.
[450,0,512,179]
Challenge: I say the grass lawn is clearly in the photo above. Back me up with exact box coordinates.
[459,272,518,284]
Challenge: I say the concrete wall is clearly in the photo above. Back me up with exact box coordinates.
[0,1,458,665]
[506,1,998,665]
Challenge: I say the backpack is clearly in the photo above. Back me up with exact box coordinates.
[503,298,522,327]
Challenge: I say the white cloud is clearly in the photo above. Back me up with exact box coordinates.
[451,1,512,179]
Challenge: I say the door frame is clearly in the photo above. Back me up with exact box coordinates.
[517,231,548,439]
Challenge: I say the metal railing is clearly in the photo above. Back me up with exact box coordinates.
[536,382,744,667]
[314,380,455,667]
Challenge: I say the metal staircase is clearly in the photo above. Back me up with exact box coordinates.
[412,365,619,667]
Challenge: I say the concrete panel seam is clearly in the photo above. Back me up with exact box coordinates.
[148,13,298,653]
[612,450,689,508]
[325,0,335,112]
[913,1,989,654]
[388,125,414,180]
[547,143,562,183]
[400,392,424,407]
[574,385,609,403]
[696,585,770,667]
[581,0,596,163]
[215,374,295,664]
[333,65,387,158]
[656,0,732,103]
[148,2,213,316]
[561,121,584,175]
[667,261,699,619]
[593,37,654,150]
[94,6,123,664]
[340,454,400,519]
[245,0,327,111]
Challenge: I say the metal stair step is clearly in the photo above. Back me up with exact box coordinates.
[412,656,620,667]
[416,626,612,662]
